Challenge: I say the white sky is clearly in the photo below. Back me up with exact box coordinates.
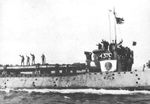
[0,0,150,68]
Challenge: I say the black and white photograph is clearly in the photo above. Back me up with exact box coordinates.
[0,0,150,104]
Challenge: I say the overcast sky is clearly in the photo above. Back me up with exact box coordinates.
[0,0,150,68]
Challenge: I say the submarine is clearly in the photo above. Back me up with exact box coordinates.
[0,39,150,90]
[0,10,150,90]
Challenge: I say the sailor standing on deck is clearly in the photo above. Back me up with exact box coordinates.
[19,55,24,66]
[41,54,46,65]
[30,53,35,65]
[26,55,30,66]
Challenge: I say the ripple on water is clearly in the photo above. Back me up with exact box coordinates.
[0,89,150,104]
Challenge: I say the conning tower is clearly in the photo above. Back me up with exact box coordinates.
[85,40,134,72]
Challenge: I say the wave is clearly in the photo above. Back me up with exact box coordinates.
[1,88,150,95]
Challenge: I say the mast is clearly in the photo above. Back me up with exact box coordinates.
[108,10,112,43]
[108,8,124,44]
[113,8,124,44]
[113,8,117,44]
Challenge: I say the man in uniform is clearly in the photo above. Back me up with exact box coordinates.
[96,43,102,50]
[19,55,24,66]
[41,54,46,65]
[84,51,92,68]
[30,53,35,65]
[26,55,30,65]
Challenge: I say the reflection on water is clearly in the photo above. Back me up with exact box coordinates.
[0,89,150,104]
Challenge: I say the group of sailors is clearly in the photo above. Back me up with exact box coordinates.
[19,54,46,66]
[85,39,134,71]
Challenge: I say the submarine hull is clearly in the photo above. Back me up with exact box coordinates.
[1,70,150,90]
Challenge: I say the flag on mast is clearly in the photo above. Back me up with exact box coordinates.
[115,17,124,24]
[113,9,124,24]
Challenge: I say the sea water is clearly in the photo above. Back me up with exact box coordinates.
[0,89,150,104]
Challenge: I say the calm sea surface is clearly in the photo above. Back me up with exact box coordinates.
[0,89,150,104]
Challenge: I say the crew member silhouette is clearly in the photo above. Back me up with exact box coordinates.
[26,55,30,65]
[41,54,46,65]
[101,40,109,51]
[30,53,35,65]
[96,43,102,50]
[19,55,24,66]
